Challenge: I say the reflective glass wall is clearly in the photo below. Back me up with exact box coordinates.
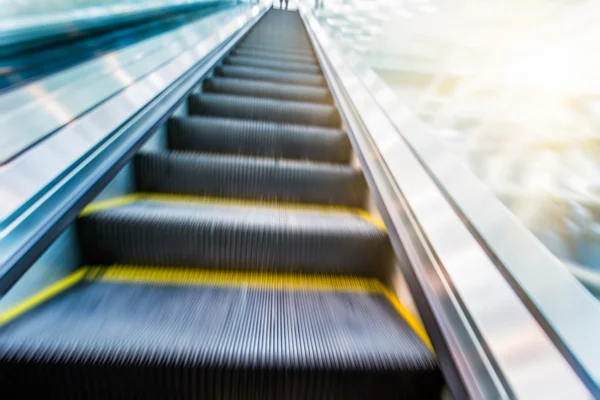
[315,0,600,298]
[1,0,179,18]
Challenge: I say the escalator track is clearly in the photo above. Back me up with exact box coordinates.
[0,9,443,399]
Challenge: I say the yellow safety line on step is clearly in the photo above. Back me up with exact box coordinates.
[87,265,383,293]
[89,265,431,350]
[80,193,387,229]
[381,287,433,351]
[0,264,432,353]
[357,210,387,231]
[80,194,139,216]
[0,268,88,327]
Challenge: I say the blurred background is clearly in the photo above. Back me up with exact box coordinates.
[311,0,600,298]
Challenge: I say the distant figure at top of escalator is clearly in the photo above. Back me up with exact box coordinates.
[279,0,289,10]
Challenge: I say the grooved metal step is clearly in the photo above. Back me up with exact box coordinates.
[135,152,366,206]
[233,48,317,64]
[215,64,324,86]
[0,280,441,399]
[168,116,350,162]
[203,77,332,103]
[244,37,312,52]
[189,93,340,127]
[241,32,313,53]
[242,34,313,47]
[78,200,390,275]
[237,43,315,56]
[224,55,321,74]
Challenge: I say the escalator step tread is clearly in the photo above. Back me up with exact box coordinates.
[215,64,324,86]
[78,199,391,275]
[233,48,317,64]
[241,31,312,50]
[135,151,365,206]
[203,76,332,103]
[237,42,315,56]
[0,281,441,398]
[224,55,321,74]
[242,37,313,49]
[190,93,340,127]
[168,116,350,162]
[238,40,313,50]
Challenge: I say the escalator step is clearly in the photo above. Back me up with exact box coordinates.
[233,48,317,64]
[0,280,441,399]
[242,30,312,49]
[224,55,321,74]
[189,93,340,127]
[135,152,366,206]
[203,77,332,103]
[243,30,311,42]
[239,40,314,53]
[78,200,390,275]
[168,116,350,162]
[237,43,315,57]
[215,65,324,86]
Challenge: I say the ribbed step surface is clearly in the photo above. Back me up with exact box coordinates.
[168,116,350,162]
[79,200,390,276]
[240,16,314,54]
[190,93,340,127]
[135,152,366,207]
[215,64,324,86]
[135,152,365,206]
[203,77,332,103]
[240,39,314,54]
[0,281,441,399]
[224,55,321,74]
[233,48,317,64]
[237,43,315,56]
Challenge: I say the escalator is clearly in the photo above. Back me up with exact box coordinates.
[0,9,443,398]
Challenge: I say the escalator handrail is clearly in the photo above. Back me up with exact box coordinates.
[0,5,248,171]
[0,0,226,56]
[299,4,596,398]
[0,4,268,300]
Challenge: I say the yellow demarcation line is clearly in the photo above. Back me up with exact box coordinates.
[80,193,387,231]
[0,268,88,327]
[91,265,431,350]
[0,265,431,352]
[357,210,387,231]
[381,288,433,351]
[87,265,383,293]
[80,194,139,216]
